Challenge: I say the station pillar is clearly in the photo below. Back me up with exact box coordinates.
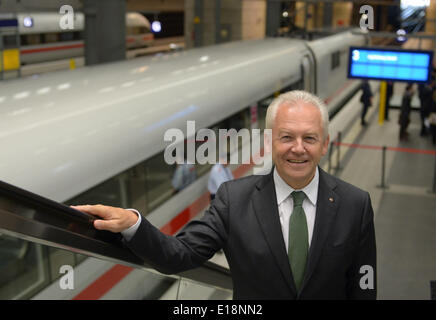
[265,0,281,37]
[425,0,436,64]
[185,0,266,49]
[83,0,126,65]
[293,1,352,33]
[332,2,353,28]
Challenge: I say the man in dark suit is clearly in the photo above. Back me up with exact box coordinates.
[73,90,377,299]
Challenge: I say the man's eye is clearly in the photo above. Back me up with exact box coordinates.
[305,137,316,142]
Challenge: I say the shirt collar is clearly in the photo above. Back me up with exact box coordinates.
[273,166,319,206]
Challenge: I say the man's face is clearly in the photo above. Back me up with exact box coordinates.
[271,101,329,189]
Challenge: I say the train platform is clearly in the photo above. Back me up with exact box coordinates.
[330,82,436,300]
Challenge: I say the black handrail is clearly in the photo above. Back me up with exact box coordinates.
[0,180,232,291]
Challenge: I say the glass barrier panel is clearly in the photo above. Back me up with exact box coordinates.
[176,277,232,300]
[0,234,50,299]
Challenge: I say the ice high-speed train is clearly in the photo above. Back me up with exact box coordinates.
[13,11,153,64]
[0,29,367,299]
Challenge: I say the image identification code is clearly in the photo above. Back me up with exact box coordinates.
[217,304,263,315]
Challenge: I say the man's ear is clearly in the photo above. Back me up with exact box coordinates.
[264,129,272,154]
[322,134,330,156]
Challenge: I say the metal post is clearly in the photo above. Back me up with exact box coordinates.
[215,0,221,44]
[335,131,341,170]
[14,12,21,78]
[431,154,436,194]
[0,30,3,80]
[377,146,387,189]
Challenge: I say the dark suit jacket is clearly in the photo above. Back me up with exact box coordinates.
[125,167,377,300]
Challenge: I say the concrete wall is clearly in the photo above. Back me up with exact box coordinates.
[126,0,184,12]
[332,2,352,27]
[241,0,266,40]
[185,0,266,49]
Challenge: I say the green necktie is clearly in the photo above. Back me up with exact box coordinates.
[288,191,309,292]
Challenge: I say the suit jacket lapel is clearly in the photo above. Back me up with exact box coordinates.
[300,168,340,293]
[251,171,297,294]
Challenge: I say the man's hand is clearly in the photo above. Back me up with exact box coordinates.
[71,204,138,233]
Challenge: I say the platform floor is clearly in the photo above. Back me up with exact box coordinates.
[334,84,436,300]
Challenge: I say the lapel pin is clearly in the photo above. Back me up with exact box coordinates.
[329,197,334,203]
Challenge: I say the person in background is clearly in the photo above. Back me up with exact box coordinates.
[360,80,373,126]
[429,75,436,145]
[429,102,436,145]
[207,152,234,201]
[171,155,196,194]
[399,83,415,141]
[422,73,436,140]
[385,81,394,121]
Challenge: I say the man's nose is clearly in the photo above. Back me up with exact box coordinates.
[291,138,305,154]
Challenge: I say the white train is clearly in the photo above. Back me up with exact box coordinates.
[13,12,153,64]
[0,29,366,299]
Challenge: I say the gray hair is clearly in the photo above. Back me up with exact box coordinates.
[265,90,329,140]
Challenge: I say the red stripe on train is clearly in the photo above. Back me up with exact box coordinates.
[20,35,152,55]
[21,43,84,54]
[72,265,133,300]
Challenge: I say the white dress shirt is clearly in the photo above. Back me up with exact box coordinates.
[273,167,319,252]
[121,208,141,241]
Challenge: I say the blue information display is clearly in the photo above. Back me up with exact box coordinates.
[348,46,434,83]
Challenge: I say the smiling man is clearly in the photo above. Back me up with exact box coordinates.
[73,90,376,300]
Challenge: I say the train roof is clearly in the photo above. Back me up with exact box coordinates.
[0,37,308,202]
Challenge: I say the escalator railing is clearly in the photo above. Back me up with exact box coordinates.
[0,180,232,297]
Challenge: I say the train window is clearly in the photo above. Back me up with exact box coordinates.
[127,27,139,35]
[73,31,83,41]
[47,247,75,282]
[331,51,340,70]
[127,26,151,36]
[0,235,50,299]
[20,35,28,46]
[139,26,151,34]
[59,32,74,42]
[67,173,124,209]
[126,164,148,215]
[43,33,60,43]
[195,135,213,178]
[2,35,19,49]
[24,34,42,45]
[145,152,175,213]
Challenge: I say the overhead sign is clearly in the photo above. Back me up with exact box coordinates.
[0,19,18,28]
[348,46,434,83]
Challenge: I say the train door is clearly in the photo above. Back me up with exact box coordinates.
[301,54,316,94]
